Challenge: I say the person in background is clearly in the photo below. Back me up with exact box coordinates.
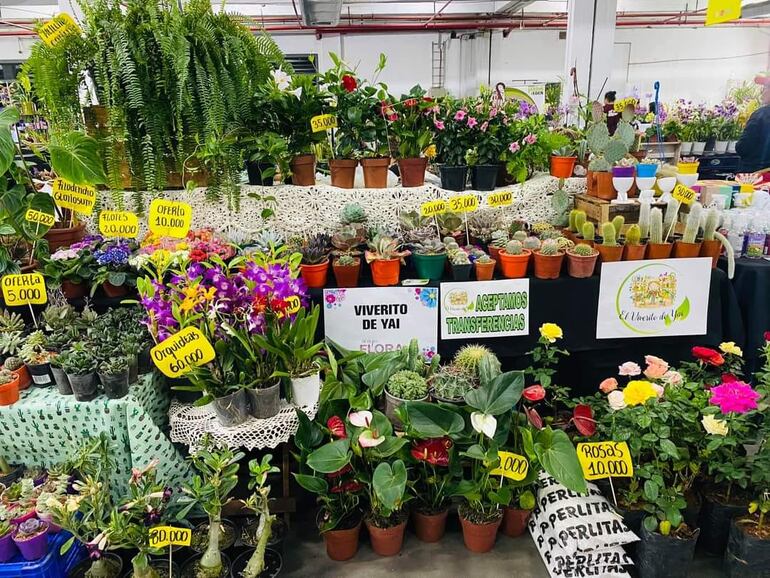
[736,80,770,173]
[604,91,620,135]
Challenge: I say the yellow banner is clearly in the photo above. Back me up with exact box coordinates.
[705,0,741,26]
[420,199,447,218]
[311,114,338,133]
[672,183,696,206]
[151,327,215,378]
[52,179,97,216]
[148,199,192,239]
[24,209,55,228]
[487,191,512,208]
[1,273,47,306]
[149,526,192,548]
[576,442,634,481]
[490,451,529,481]
[448,194,479,213]
[99,210,139,238]
[39,13,80,47]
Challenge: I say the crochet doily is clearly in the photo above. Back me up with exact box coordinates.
[93,174,586,241]
[168,399,318,451]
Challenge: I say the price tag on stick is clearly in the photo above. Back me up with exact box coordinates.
[99,210,139,238]
[149,526,192,549]
[420,199,447,218]
[39,13,80,47]
[148,199,192,239]
[487,191,512,208]
[490,451,529,481]
[310,114,338,133]
[151,327,215,378]
[577,441,633,507]
[448,194,478,213]
[1,273,47,307]
[25,209,55,228]
[672,184,696,206]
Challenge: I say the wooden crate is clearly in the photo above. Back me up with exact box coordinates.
[574,194,642,225]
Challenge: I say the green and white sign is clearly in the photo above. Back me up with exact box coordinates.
[596,258,711,339]
[440,279,529,340]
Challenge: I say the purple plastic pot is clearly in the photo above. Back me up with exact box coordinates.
[13,521,49,560]
[612,166,635,178]
[0,531,17,562]
[11,508,36,525]
[36,511,61,533]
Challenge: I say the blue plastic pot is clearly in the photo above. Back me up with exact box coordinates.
[636,163,658,178]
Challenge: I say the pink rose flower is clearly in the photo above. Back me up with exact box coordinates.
[599,378,618,393]
[644,355,669,379]
[709,381,761,414]
[618,361,641,376]
[434,120,445,130]
[467,116,478,128]
[480,121,488,132]
[454,110,467,121]
[662,370,683,386]
[652,384,665,398]
[508,141,521,153]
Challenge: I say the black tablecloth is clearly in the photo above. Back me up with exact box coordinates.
[311,266,744,396]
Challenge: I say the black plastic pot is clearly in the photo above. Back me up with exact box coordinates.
[128,356,138,384]
[50,366,73,395]
[27,362,53,387]
[231,548,282,578]
[68,553,124,578]
[699,493,746,555]
[635,525,700,578]
[212,389,250,427]
[67,372,98,402]
[471,164,499,191]
[0,464,24,487]
[241,516,287,556]
[138,347,153,375]
[246,161,275,186]
[122,559,180,578]
[248,382,281,419]
[724,518,770,577]
[439,165,468,191]
[98,370,130,400]
[451,263,472,281]
[190,519,239,553]
[180,552,231,578]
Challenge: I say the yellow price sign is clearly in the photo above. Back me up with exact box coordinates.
[24,209,55,228]
[148,526,192,549]
[705,0,741,25]
[490,451,529,481]
[285,295,302,314]
[672,183,696,206]
[576,442,634,481]
[148,199,192,239]
[150,327,215,378]
[38,13,80,47]
[1,273,47,306]
[52,179,97,216]
[310,114,338,133]
[487,191,512,208]
[448,194,478,213]
[420,199,447,218]
[99,210,140,238]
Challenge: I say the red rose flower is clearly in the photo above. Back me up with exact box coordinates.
[188,249,207,262]
[341,75,357,92]
[522,385,546,402]
[423,96,434,102]
[572,404,596,437]
[327,416,347,439]
[525,406,543,430]
[411,437,452,466]
[404,98,418,108]
[692,346,725,366]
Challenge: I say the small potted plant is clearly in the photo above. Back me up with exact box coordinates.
[365,234,410,287]
[577,221,595,248]
[57,343,98,401]
[89,239,138,298]
[406,434,456,543]
[673,202,703,258]
[430,365,476,404]
[500,487,536,538]
[390,87,433,187]
[532,238,564,280]
[19,331,54,387]
[498,240,531,279]
[596,222,623,263]
[647,207,673,259]
[0,369,20,406]
[3,356,30,391]
[384,370,429,428]
[475,254,495,281]
[43,244,95,300]
[550,145,577,178]
[48,354,72,395]
[487,230,508,270]
[298,233,331,289]
[623,224,646,261]
[331,225,364,287]
[12,518,49,561]
[699,208,730,268]
[412,238,447,280]
[435,99,472,191]
[365,459,409,556]
[566,243,598,278]
[244,132,290,186]
[446,243,472,281]
[0,520,16,562]
[97,356,130,400]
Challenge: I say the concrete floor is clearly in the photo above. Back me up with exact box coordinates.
[279,516,727,577]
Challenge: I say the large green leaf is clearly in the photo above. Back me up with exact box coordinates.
[0,124,15,176]
[534,427,587,494]
[306,439,351,474]
[0,108,20,127]
[401,401,464,438]
[293,473,329,495]
[464,371,524,416]
[294,409,324,453]
[366,436,407,459]
[372,460,407,510]
[49,131,107,185]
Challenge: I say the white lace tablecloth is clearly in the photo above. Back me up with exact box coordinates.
[168,399,318,451]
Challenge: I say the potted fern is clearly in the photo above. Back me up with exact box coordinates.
[365,234,411,287]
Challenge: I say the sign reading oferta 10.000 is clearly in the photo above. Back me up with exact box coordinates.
[440,279,529,340]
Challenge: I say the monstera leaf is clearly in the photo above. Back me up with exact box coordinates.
[49,131,107,186]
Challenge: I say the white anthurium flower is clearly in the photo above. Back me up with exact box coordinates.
[470,412,497,439]
[348,410,372,428]
[358,429,385,447]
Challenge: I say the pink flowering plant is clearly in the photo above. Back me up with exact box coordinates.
[498,113,566,183]
[433,96,474,166]
[388,86,436,159]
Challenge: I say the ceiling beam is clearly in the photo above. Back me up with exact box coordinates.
[494,0,534,14]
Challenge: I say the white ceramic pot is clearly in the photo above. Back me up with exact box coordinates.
[291,372,321,407]
[714,140,729,154]
[680,142,693,155]
[691,142,706,155]
[727,140,737,154]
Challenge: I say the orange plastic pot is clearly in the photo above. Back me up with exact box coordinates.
[647,242,673,260]
[459,513,502,553]
[398,157,429,187]
[330,159,358,189]
[596,244,623,263]
[332,260,361,287]
[475,260,496,281]
[700,239,722,268]
[300,260,330,288]
[593,172,616,200]
[365,519,406,556]
[12,365,31,391]
[413,510,448,543]
[500,508,532,538]
[576,238,595,249]
[533,251,564,280]
[0,377,20,406]
[566,251,598,278]
[623,244,647,261]
[673,241,702,258]
[498,249,531,279]
[488,246,502,272]
[370,258,402,286]
[361,157,391,188]
[290,154,316,186]
[550,155,577,179]
[323,522,361,561]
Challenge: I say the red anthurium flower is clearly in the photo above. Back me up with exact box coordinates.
[572,404,596,437]
[522,385,546,402]
[765,331,770,342]
[326,416,347,439]
[721,373,738,383]
[692,346,725,366]
[326,463,353,479]
[342,480,363,492]
[411,437,452,466]
[525,406,543,430]
[404,98,418,107]
[341,75,357,92]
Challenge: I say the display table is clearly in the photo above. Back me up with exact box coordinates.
[0,372,190,497]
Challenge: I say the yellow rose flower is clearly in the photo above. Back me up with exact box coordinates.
[423,144,437,159]
[539,323,563,343]
[701,414,729,436]
[719,342,743,357]
[622,380,657,406]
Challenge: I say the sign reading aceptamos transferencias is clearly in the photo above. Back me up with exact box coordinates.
[440,279,529,340]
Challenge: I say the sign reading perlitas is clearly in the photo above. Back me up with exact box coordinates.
[148,199,192,238]
[99,210,139,238]
[52,179,97,215]
[576,442,634,481]
[440,279,529,340]
[151,327,215,378]
[1,273,47,306]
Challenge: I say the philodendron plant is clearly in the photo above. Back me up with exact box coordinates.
[241,455,280,578]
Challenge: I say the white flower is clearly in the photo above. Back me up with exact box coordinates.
[607,390,627,411]
[290,86,303,100]
[662,370,683,386]
[702,414,729,436]
[271,68,291,91]
[358,429,384,447]
[470,412,497,439]
[348,410,372,428]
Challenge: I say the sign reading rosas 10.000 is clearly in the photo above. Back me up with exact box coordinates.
[576,441,634,481]
[151,327,215,378]
[1,273,47,307]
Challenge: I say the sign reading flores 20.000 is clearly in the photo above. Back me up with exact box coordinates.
[596,258,711,339]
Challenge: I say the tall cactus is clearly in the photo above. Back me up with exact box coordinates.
[601,222,618,246]
[638,201,651,239]
[568,210,578,233]
[702,208,720,241]
[682,202,703,244]
[582,222,595,242]
[625,224,641,245]
[662,198,679,243]
[650,208,664,244]
[574,211,587,235]
[612,216,625,240]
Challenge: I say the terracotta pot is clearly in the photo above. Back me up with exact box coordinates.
[562,228,575,243]
[61,280,87,300]
[413,510,448,543]
[566,250,598,278]
[330,159,358,189]
[365,519,406,557]
[533,251,564,280]
[300,260,330,288]
[623,243,647,261]
[673,241,702,258]
[12,365,31,391]
[102,281,128,298]
[44,222,86,252]
[398,157,429,187]
[488,246,502,272]
[591,172,615,200]
[332,260,360,287]
[291,154,316,186]
[500,507,532,538]
[596,244,623,263]
[475,260,495,281]
[700,239,722,268]
[647,242,673,260]
[323,522,361,561]
[576,238,595,249]
[550,155,577,179]
[459,513,502,553]
[370,258,401,286]
[361,157,390,188]
[498,249,531,279]
[0,377,19,406]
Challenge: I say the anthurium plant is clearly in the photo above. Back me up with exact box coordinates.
[388,85,435,159]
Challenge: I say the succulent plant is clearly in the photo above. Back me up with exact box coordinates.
[3,356,23,371]
[581,222,595,242]
[41,303,78,333]
[539,229,562,241]
[531,222,554,236]
[539,239,561,256]
[556,237,574,252]
[702,209,720,241]
[403,225,437,246]
[99,356,129,375]
[588,157,612,172]
[504,240,523,255]
[399,210,428,231]
[586,123,610,155]
[453,344,499,377]
[476,254,493,264]
[336,254,358,267]
[523,236,541,251]
[300,233,331,265]
[601,222,618,246]
[469,212,503,243]
[252,229,285,253]
[0,368,15,385]
[414,238,446,255]
[650,207,664,244]
[366,234,410,262]
[615,121,636,149]
[604,139,629,165]
[0,332,24,357]
[512,230,527,242]
[20,331,51,365]
[340,203,367,225]
[331,225,365,253]
[570,243,596,257]
[625,224,642,245]
[488,230,509,249]
[0,309,24,333]
[387,370,428,400]
[436,212,462,236]
[638,201,651,239]
[682,202,703,244]
[14,518,46,540]
[450,250,471,265]
[567,210,578,233]
[431,366,476,401]
[612,216,625,240]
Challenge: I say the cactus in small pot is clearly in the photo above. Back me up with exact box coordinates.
[570,243,597,257]
[650,208,664,244]
[681,203,703,244]
[3,356,23,371]
[512,230,527,242]
[450,251,471,265]
[504,240,523,255]
[567,210,579,233]
[574,211,587,235]
[597,222,623,262]
[612,216,625,240]
[662,198,679,243]
[601,222,618,247]
[638,201,651,239]
[538,239,561,256]
[625,224,642,246]
[533,238,564,279]
[523,236,541,251]
[488,230,508,249]
[581,222,595,244]
[566,241,598,278]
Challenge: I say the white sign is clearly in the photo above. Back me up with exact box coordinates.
[596,258,711,340]
[440,279,529,340]
[323,287,438,356]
